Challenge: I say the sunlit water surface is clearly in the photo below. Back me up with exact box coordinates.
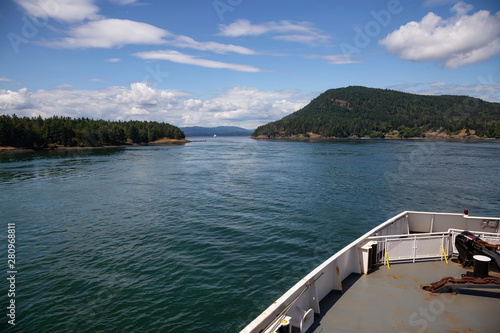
[1,137,499,332]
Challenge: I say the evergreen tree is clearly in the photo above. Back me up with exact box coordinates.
[0,115,185,148]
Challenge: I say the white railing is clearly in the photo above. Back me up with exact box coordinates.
[240,212,500,333]
[368,232,451,264]
[367,229,500,266]
[239,211,410,333]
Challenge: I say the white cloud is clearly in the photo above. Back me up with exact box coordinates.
[274,34,329,46]
[218,19,331,46]
[166,35,256,55]
[4,82,497,129]
[128,106,149,115]
[0,84,309,128]
[133,50,265,72]
[110,0,138,5]
[40,18,257,56]
[380,2,500,68]
[16,1,257,56]
[116,82,158,105]
[423,0,459,7]
[0,77,21,87]
[88,78,108,82]
[305,54,365,65]
[106,58,121,62]
[53,83,74,88]
[0,78,21,87]
[13,0,100,22]
[430,81,447,86]
[43,19,169,48]
[387,80,500,102]
[0,88,31,110]
[219,19,269,37]
[188,87,306,126]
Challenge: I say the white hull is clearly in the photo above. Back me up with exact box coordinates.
[240,211,500,333]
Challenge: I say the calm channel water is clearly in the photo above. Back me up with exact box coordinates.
[1,137,499,332]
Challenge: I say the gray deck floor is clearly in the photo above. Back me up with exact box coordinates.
[310,260,500,333]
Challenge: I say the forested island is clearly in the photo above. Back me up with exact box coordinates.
[252,86,500,139]
[0,115,186,152]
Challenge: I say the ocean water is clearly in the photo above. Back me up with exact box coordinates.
[1,137,499,332]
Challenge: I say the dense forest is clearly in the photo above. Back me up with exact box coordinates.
[0,115,185,149]
[252,86,500,139]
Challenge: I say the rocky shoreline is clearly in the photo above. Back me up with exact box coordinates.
[0,138,190,154]
[251,129,499,141]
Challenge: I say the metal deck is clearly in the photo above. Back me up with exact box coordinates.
[241,213,500,333]
[310,260,500,333]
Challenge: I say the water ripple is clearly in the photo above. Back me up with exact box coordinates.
[1,139,499,332]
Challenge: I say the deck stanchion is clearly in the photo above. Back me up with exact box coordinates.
[442,246,448,264]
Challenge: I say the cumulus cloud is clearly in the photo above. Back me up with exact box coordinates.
[127,106,149,115]
[189,87,306,126]
[0,84,308,128]
[4,82,498,128]
[43,19,170,48]
[379,2,500,68]
[218,19,331,46]
[133,50,265,72]
[13,0,100,22]
[0,88,32,110]
[116,82,159,105]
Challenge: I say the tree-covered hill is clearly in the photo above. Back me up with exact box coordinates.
[0,115,185,149]
[252,86,500,139]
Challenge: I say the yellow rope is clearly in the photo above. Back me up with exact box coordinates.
[385,250,390,269]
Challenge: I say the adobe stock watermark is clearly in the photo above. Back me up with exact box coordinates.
[384,69,500,186]
[65,277,119,333]
[7,0,60,53]
[383,141,438,185]
[142,64,169,86]
[340,0,403,62]
[404,293,455,333]
[442,71,499,134]
[476,73,499,102]
[213,0,243,22]
[6,222,17,326]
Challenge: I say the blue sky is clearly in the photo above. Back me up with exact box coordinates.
[0,0,499,129]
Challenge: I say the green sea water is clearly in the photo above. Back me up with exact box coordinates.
[1,137,499,332]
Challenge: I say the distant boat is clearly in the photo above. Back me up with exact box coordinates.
[214,134,216,137]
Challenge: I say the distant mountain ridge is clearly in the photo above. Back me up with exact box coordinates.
[181,126,253,137]
[252,86,500,139]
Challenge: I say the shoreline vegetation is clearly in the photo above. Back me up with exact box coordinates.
[252,129,498,141]
[252,86,500,140]
[0,115,187,154]
[0,138,190,154]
